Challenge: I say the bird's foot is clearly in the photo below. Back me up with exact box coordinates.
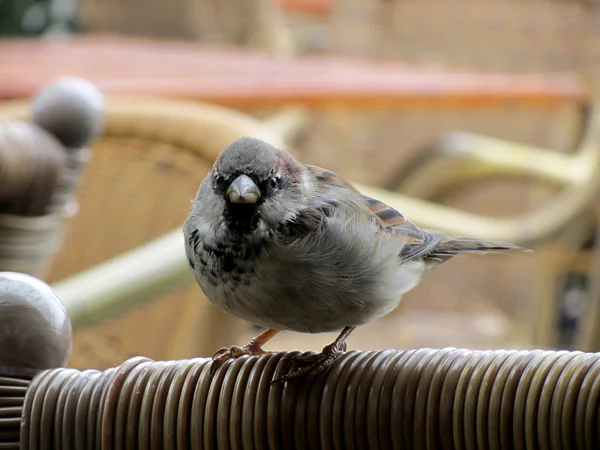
[211,339,269,365]
[273,340,347,383]
[210,327,279,370]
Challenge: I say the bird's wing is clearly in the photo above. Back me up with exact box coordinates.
[304,165,444,262]
[358,193,444,262]
[304,165,362,193]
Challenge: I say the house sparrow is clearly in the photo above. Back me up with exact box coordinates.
[183,137,522,382]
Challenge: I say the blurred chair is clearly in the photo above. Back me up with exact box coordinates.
[0,94,285,369]
[5,88,596,366]
[30,1,600,356]
[316,0,600,351]
[0,121,67,277]
[0,91,533,370]
[383,100,600,350]
[0,77,103,278]
[386,103,598,245]
[35,103,599,361]
[301,0,598,200]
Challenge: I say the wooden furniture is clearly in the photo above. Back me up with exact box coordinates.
[0,35,586,110]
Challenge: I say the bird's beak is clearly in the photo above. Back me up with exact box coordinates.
[227,174,261,204]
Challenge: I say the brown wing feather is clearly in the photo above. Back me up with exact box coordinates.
[303,164,522,264]
[361,193,444,262]
[305,165,361,193]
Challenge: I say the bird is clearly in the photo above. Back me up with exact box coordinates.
[183,137,523,382]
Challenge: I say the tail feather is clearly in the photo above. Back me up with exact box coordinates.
[424,237,527,266]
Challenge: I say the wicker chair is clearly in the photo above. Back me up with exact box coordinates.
[386,101,600,350]
[5,90,599,369]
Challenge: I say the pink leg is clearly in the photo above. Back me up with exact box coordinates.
[212,327,280,363]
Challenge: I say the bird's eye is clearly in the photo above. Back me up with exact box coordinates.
[270,175,282,189]
[214,174,226,188]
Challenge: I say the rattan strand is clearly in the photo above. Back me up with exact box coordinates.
[0,374,35,450]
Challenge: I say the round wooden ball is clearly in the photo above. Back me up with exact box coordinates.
[0,272,72,371]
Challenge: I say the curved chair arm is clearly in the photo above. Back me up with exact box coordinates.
[51,228,190,331]
[380,107,600,246]
[410,130,591,185]
[50,226,242,358]
[1,95,286,160]
[392,103,592,192]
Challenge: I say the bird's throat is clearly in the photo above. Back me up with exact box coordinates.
[224,203,261,234]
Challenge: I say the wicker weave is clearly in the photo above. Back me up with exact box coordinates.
[15,349,600,450]
[0,96,285,370]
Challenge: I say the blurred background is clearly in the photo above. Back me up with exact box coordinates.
[1,0,599,370]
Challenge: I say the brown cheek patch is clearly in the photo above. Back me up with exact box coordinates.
[277,151,304,183]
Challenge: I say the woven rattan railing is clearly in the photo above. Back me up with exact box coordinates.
[14,349,600,450]
[0,272,599,449]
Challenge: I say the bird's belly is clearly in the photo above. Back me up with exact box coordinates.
[193,236,426,333]
[201,268,401,334]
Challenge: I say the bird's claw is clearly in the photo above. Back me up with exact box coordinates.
[272,341,347,383]
[211,340,269,369]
